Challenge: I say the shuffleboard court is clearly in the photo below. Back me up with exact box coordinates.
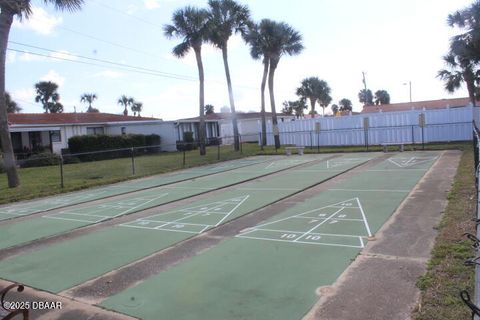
[0,154,376,293]
[100,151,441,320]
[0,157,320,250]
[0,158,267,221]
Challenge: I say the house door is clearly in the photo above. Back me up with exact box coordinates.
[28,131,42,152]
[10,132,22,153]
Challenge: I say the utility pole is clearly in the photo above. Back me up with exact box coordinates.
[362,71,368,105]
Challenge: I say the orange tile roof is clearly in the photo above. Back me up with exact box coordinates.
[361,97,473,113]
[7,113,160,125]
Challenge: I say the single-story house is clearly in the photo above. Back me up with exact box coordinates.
[7,113,178,154]
[361,97,474,113]
[175,112,296,144]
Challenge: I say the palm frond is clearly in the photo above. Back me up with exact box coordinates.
[173,41,191,58]
[46,0,84,12]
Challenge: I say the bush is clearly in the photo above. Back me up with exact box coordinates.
[20,152,60,168]
[68,134,161,160]
[62,156,81,164]
[176,132,198,151]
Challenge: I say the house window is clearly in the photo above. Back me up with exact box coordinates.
[50,130,61,142]
[87,127,105,135]
[121,127,126,135]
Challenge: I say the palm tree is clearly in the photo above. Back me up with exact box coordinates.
[34,81,63,113]
[0,1,83,187]
[296,77,321,117]
[80,93,98,112]
[358,89,373,105]
[448,1,480,61]
[339,98,353,111]
[205,104,215,115]
[331,104,339,115]
[207,0,251,151]
[5,92,21,113]
[164,6,209,156]
[117,95,134,116]
[282,99,306,118]
[316,80,331,116]
[245,19,303,149]
[131,101,143,117]
[374,90,390,105]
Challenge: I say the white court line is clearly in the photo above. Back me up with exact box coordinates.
[214,195,250,226]
[164,187,215,190]
[243,228,367,238]
[293,207,345,243]
[294,216,363,222]
[237,188,300,191]
[45,215,102,223]
[153,227,200,234]
[367,169,425,172]
[237,235,363,249]
[53,212,108,218]
[356,198,373,237]
[359,236,365,248]
[329,188,409,192]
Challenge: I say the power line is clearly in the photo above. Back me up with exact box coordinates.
[8,42,259,90]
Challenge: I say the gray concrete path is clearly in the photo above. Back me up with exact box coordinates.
[304,150,461,320]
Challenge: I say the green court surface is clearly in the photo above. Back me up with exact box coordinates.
[0,158,267,221]
[0,157,322,250]
[100,152,440,320]
[0,154,375,293]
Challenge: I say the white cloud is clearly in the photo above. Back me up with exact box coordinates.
[50,50,77,61]
[13,6,62,35]
[41,70,65,87]
[144,0,160,10]
[11,88,36,103]
[93,70,124,79]
[19,52,46,62]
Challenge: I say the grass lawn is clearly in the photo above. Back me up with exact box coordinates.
[414,145,476,319]
[0,141,470,205]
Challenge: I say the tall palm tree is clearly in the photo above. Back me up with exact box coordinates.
[5,92,21,113]
[205,104,215,115]
[339,98,352,111]
[448,1,480,61]
[358,89,373,105]
[117,95,134,116]
[438,50,478,107]
[0,0,83,188]
[207,0,251,151]
[296,77,321,117]
[131,101,143,117]
[245,19,303,149]
[243,22,269,147]
[164,6,209,156]
[34,81,63,113]
[374,90,390,105]
[80,93,98,112]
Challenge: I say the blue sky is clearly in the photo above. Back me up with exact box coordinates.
[6,0,474,120]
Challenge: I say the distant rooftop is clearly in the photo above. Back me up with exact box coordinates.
[361,97,473,113]
[7,113,160,125]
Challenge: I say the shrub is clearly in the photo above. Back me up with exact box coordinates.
[20,152,60,168]
[176,132,198,151]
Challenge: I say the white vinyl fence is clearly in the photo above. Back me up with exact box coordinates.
[263,106,474,147]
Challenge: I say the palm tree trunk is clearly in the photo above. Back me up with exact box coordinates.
[194,46,206,156]
[0,11,19,188]
[309,98,315,118]
[465,71,477,107]
[221,45,240,151]
[268,59,280,149]
[260,58,268,147]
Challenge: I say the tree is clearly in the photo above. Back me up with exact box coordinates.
[34,81,63,113]
[245,19,303,149]
[205,104,215,115]
[5,92,21,113]
[316,80,331,116]
[131,101,143,117]
[296,77,321,117]
[282,100,306,118]
[358,89,373,105]
[80,93,98,112]
[447,1,480,61]
[331,104,339,115]
[437,40,480,106]
[339,98,353,111]
[164,6,209,155]
[0,0,83,188]
[374,90,390,105]
[117,95,134,116]
[207,0,251,151]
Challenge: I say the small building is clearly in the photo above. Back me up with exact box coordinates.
[175,112,295,144]
[361,97,473,113]
[7,113,178,154]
